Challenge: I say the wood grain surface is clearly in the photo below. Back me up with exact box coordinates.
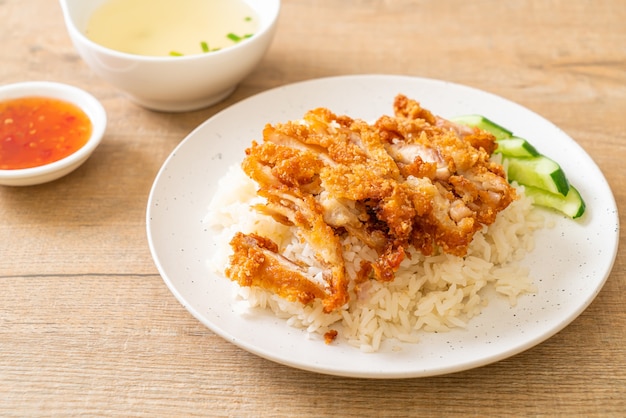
[1,0,625,416]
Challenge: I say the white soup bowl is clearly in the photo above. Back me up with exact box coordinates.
[59,0,281,112]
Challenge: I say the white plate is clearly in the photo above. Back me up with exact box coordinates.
[146,75,619,378]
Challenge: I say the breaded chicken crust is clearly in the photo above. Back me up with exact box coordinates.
[226,95,516,313]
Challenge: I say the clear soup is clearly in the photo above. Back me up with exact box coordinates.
[85,0,259,57]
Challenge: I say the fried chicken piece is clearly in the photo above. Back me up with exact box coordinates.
[262,109,411,280]
[377,94,517,255]
[225,94,516,312]
[238,141,350,312]
[324,329,338,344]
[227,232,327,305]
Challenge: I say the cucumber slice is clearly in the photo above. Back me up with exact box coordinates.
[495,136,540,158]
[451,113,586,219]
[506,156,570,196]
[450,115,513,140]
[523,185,586,219]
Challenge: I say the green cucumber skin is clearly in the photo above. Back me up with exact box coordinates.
[450,115,512,140]
[506,156,570,196]
[495,137,540,158]
[452,113,586,218]
[451,115,539,157]
[524,185,586,219]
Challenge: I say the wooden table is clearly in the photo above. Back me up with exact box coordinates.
[2,0,625,416]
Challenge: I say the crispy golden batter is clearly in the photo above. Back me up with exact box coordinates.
[226,232,328,305]
[226,95,516,312]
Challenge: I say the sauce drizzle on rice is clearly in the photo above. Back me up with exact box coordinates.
[206,95,545,351]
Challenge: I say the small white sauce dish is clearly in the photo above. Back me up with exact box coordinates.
[59,0,281,112]
[0,81,107,187]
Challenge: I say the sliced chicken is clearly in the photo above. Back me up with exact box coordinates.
[225,94,516,312]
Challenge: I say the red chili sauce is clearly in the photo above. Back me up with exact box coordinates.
[0,97,92,170]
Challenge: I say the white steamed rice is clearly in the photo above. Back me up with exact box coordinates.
[205,163,547,352]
